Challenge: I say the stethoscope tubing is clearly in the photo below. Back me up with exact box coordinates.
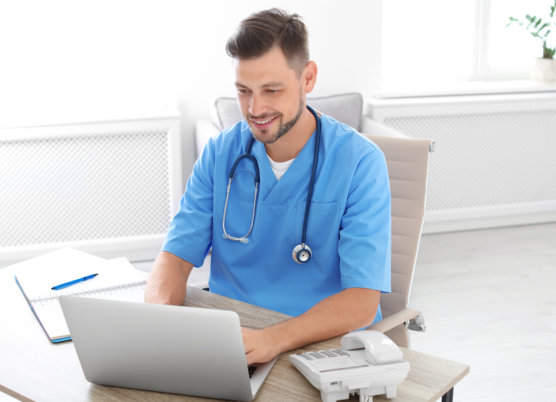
[300,106,321,245]
[223,105,321,260]
[222,138,259,243]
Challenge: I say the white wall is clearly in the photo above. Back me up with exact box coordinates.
[0,0,382,181]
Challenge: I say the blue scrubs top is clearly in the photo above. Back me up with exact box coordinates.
[163,114,391,324]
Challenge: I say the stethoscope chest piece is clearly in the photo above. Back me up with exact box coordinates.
[292,243,312,264]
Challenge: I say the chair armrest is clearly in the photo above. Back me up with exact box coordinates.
[194,119,221,158]
[360,116,410,139]
[366,308,421,333]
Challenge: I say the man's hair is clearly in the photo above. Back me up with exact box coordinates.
[226,8,309,75]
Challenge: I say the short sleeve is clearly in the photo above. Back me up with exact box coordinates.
[162,138,216,267]
[338,146,391,293]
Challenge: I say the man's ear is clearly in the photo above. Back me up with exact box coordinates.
[302,61,318,94]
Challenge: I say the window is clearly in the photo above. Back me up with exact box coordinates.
[481,0,552,77]
[382,0,476,84]
[380,0,555,92]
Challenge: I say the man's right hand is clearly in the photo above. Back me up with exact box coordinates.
[144,251,194,305]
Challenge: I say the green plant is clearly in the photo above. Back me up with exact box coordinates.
[507,0,556,59]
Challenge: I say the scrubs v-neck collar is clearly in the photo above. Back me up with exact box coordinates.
[249,129,318,204]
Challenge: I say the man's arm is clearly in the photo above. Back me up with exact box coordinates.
[242,287,380,364]
[145,251,194,305]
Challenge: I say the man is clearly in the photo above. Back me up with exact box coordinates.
[145,8,391,365]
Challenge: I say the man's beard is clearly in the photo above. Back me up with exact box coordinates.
[250,96,304,145]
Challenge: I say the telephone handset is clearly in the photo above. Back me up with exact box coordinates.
[289,331,410,402]
[341,331,403,365]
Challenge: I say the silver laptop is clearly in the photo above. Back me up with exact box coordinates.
[59,295,277,401]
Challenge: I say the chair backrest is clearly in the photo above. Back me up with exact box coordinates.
[213,93,364,131]
[364,134,432,319]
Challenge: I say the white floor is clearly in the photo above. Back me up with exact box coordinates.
[409,222,556,402]
[133,222,556,402]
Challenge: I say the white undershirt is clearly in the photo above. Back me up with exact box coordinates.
[267,154,295,181]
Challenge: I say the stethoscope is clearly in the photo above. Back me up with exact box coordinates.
[222,105,321,264]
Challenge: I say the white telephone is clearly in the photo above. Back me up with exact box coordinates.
[289,331,410,402]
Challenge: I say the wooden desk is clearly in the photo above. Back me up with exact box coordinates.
[0,266,469,402]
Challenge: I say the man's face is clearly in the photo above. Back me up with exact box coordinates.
[234,47,306,145]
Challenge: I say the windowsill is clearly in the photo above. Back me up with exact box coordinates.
[0,105,177,129]
[372,79,556,99]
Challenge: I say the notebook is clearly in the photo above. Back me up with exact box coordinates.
[60,296,277,401]
[14,248,147,342]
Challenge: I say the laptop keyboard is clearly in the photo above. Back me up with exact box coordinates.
[248,365,257,378]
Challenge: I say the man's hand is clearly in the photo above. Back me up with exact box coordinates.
[242,327,281,365]
[241,288,380,364]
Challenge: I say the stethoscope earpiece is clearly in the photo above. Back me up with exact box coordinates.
[292,243,312,264]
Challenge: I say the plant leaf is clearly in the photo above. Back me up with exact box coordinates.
[537,22,550,34]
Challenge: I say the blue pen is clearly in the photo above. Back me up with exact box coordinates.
[51,273,99,290]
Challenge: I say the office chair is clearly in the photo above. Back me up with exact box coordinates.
[363,133,433,348]
[195,93,433,348]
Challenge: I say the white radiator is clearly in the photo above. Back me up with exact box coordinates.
[0,110,182,267]
[366,93,556,233]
